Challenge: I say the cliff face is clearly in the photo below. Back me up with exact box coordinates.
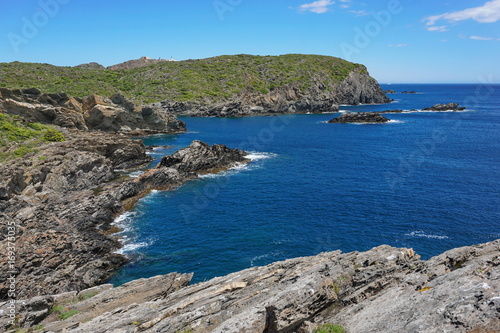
[0,88,186,134]
[2,240,498,332]
[156,67,390,117]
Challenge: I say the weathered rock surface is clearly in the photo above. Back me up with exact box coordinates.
[328,112,391,123]
[0,88,186,134]
[158,140,248,173]
[156,69,390,117]
[0,139,248,301]
[3,240,498,333]
[384,89,396,94]
[402,90,417,94]
[423,103,467,111]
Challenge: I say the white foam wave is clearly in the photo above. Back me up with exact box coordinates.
[246,152,277,161]
[115,240,153,255]
[388,120,404,124]
[250,251,282,267]
[127,170,144,178]
[405,230,449,240]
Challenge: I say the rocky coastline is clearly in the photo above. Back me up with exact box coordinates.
[1,87,497,333]
[0,88,248,302]
[155,70,390,117]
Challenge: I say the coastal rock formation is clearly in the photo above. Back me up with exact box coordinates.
[402,91,417,94]
[423,103,466,111]
[0,139,248,300]
[0,88,186,134]
[384,89,396,94]
[158,140,248,173]
[328,112,391,123]
[3,240,498,332]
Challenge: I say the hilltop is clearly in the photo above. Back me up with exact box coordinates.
[0,55,389,113]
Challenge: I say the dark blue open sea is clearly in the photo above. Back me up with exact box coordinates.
[109,84,500,285]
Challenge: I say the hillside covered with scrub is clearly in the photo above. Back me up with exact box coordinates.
[0,54,389,112]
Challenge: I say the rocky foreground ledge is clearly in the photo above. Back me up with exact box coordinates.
[1,240,498,332]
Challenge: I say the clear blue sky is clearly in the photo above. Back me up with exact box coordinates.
[1,0,499,83]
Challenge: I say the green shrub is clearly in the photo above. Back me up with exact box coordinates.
[59,309,79,320]
[314,323,346,333]
[42,129,65,142]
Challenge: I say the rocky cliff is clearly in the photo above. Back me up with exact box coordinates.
[0,88,186,134]
[155,67,390,117]
[2,240,498,332]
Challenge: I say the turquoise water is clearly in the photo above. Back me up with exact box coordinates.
[109,84,500,285]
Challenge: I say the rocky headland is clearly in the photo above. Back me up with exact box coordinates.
[1,55,391,118]
[1,240,498,332]
[328,112,391,124]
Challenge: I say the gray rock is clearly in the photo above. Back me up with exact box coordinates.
[328,112,391,123]
[423,103,466,111]
[11,240,496,333]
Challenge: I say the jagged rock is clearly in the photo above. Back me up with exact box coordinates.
[1,98,88,130]
[384,89,396,94]
[0,88,186,134]
[328,112,391,123]
[423,103,466,111]
[402,91,417,94]
[81,94,111,112]
[7,240,497,333]
[158,140,248,173]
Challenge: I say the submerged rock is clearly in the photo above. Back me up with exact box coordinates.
[328,112,391,123]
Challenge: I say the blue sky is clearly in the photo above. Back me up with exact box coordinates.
[0,0,499,83]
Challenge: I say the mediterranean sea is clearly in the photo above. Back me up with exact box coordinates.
[109,83,500,285]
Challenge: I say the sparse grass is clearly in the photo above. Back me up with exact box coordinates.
[314,323,346,333]
[50,304,79,320]
[76,290,99,302]
[0,113,64,161]
[58,310,79,320]
[0,54,365,104]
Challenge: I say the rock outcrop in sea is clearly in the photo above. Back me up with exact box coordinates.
[423,103,466,111]
[328,112,391,123]
[2,240,498,332]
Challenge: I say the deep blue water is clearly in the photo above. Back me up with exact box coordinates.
[109,84,500,285]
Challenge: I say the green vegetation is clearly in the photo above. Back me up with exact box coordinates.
[0,113,65,161]
[0,54,366,104]
[76,290,99,302]
[43,128,65,142]
[50,304,79,320]
[314,323,346,333]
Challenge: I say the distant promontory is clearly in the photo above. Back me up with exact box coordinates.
[0,54,390,117]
